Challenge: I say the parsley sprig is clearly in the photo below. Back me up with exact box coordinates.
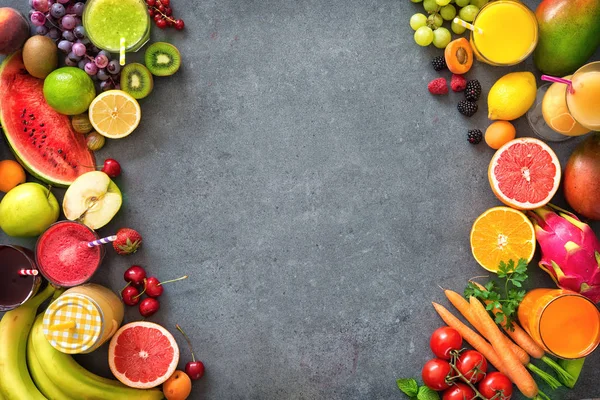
[464,258,528,330]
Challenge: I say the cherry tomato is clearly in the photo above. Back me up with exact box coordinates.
[422,359,453,391]
[478,372,513,400]
[442,383,476,400]
[430,326,463,359]
[456,350,488,383]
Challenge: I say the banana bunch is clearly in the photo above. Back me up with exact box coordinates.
[0,285,164,400]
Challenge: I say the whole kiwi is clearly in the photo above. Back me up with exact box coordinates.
[23,35,58,79]
[120,63,154,99]
[144,42,181,77]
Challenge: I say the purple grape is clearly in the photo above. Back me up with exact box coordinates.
[96,69,109,81]
[84,62,98,76]
[72,42,86,57]
[65,4,75,14]
[89,45,100,54]
[30,11,46,26]
[73,25,85,39]
[57,0,70,4]
[48,27,60,39]
[28,9,36,18]
[97,50,111,60]
[106,59,120,74]
[78,59,87,70]
[94,54,108,68]
[65,56,78,67]
[57,40,73,53]
[35,25,49,35]
[61,14,76,30]
[32,0,50,13]
[62,30,74,41]
[100,80,115,92]
[50,3,65,18]
[74,17,82,26]
[72,2,85,16]
[76,37,91,46]
[67,51,81,62]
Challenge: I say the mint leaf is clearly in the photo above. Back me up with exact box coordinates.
[396,378,418,398]
[417,386,440,400]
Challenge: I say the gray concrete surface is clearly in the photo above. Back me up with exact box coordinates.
[1,0,600,398]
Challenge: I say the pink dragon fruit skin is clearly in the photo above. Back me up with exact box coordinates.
[528,204,600,303]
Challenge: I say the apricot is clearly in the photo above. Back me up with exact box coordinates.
[163,370,192,400]
[0,8,30,55]
[444,38,473,74]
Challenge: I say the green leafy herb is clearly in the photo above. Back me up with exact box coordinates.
[464,258,528,330]
[416,386,440,400]
[396,378,418,398]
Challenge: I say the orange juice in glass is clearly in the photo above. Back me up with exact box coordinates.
[566,61,600,131]
[518,289,600,359]
[470,1,538,66]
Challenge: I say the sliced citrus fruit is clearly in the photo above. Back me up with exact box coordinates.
[88,90,141,139]
[470,206,536,273]
[488,137,561,210]
[108,321,179,389]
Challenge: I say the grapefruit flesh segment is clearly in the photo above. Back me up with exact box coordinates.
[489,138,560,210]
[109,321,179,389]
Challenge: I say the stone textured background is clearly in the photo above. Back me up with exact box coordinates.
[1,0,599,398]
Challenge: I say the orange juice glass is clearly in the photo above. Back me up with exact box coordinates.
[518,289,600,359]
[470,1,538,66]
[566,61,600,131]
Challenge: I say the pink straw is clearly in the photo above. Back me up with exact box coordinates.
[541,75,574,94]
[19,269,38,276]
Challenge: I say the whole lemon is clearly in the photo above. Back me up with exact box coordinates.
[43,67,96,115]
[488,72,536,121]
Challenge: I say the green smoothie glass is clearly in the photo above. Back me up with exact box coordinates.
[83,0,150,65]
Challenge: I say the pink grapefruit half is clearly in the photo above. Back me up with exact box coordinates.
[108,321,179,389]
[488,137,561,210]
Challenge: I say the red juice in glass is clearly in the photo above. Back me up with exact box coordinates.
[0,245,41,311]
[35,221,104,287]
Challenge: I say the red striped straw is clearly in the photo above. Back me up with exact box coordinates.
[19,269,38,276]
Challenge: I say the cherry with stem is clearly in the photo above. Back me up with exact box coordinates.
[176,324,205,380]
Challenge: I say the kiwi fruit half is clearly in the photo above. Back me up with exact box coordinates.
[144,42,181,77]
[120,63,154,99]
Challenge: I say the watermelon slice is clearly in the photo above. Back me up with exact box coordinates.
[0,52,95,187]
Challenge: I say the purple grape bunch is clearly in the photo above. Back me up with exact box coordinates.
[28,0,121,91]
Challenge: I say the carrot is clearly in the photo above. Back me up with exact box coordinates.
[444,289,531,365]
[469,296,538,398]
[431,302,509,376]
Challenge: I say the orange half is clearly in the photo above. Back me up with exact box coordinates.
[88,90,141,139]
[470,206,536,273]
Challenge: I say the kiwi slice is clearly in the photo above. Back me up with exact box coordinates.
[120,63,154,99]
[144,42,181,77]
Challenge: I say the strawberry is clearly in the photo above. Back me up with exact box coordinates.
[451,74,467,92]
[428,78,448,95]
[113,228,143,255]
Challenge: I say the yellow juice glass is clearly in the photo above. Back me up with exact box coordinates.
[470,1,538,66]
[566,61,600,131]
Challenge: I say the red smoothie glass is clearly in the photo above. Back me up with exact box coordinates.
[35,221,104,287]
[0,245,42,311]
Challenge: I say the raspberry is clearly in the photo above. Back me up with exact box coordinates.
[431,56,447,72]
[458,100,478,117]
[428,78,448,95]
[451,74,467,92]
[468,129,483,144]
[465,80,482,101]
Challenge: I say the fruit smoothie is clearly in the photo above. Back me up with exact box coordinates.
[35,221,103,287]
[566,63,600,131]
[471,1,538,66]
[0,245,41,311]
[83,0,150,52]
[518,289,600,359]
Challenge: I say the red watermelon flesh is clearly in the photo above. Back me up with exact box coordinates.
[0,52,95,187]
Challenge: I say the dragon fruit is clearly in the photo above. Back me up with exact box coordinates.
[528,204,600,303]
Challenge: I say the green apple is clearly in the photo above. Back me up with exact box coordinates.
[63,171,122,229]
[0,183,59,237]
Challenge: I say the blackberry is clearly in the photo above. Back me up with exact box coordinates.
[458,100,478,117]
[467,129,483,144]
[431,56,447,72]
[465,80,482,102]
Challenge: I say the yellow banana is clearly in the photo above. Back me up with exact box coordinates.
[0,284,55,400]
[30,316,164,400]
[27,327,75,400]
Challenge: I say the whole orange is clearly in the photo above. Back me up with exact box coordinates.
[163,370,192,400]
[485,121,516,150]
[0,160,26,193]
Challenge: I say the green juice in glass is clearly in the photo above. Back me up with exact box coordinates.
[83,0,150,53]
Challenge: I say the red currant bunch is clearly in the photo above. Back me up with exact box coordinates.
[146,0,184,30]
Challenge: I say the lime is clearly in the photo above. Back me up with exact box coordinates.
[43,67,96,115]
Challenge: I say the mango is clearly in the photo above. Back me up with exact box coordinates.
[0,8,30,55]
[564,133,600,221]
[534,0,600,76]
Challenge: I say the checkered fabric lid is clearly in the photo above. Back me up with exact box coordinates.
[42,293,104,354]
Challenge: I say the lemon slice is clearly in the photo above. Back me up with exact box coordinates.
[88,90,141,139]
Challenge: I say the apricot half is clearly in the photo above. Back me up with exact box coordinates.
[444,38,473,74]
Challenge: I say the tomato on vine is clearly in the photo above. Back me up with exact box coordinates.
[422,359,454,391]
[430,326,463,360]
[478,372,513,400]
[456,350,488,383]
[442,382,476,400]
